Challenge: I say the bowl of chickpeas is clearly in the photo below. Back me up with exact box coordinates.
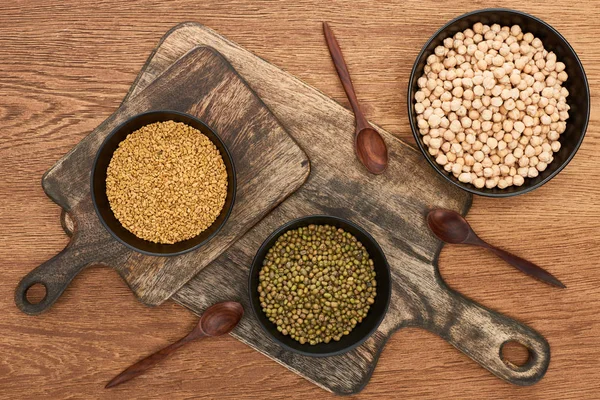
[408,8,590,197]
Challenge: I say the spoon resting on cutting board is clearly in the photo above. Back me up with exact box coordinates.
[427,209,566,289]
[323,22,388,175]
[105,301,244,388]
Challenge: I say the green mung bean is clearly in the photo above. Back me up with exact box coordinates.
[258,224,376,345]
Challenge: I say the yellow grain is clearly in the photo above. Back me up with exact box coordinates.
[106,120,228,244]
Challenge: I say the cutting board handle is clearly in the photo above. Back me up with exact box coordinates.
[15,241,94,315]
[430,285,550,386]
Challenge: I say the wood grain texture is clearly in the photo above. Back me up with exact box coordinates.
[39,20,549,393]
[13,46,310,312]
[426,209,567,288]
[105,301,244,388]
[1,1,599,399]
[131,23,548,393]
[322,22,389,174]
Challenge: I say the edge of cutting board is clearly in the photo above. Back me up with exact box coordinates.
[22,45,311,311]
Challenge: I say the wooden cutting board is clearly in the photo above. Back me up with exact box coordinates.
[14,46,310,314]
[116,23,550,394]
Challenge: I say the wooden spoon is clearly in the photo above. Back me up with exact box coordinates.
[323,22,388,175]
[427,209,566,289]
[105,301,244,388]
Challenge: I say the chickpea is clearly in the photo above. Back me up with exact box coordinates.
[452,163,462,175]
[524,145,536,157]
[448,120,461,133]
[497,179,509,189]
[527,166,539,178]
[473,150,485,162]
[458,172,472,183]
[427,114,441,128]
[486,137,498,149]
[537,161,548,171]
[557,71,568,82]
[436,154,448,165]
[485,178,497,188]
[415,22,569,190]
[483,76,496,89]
[429,137,442,149]
[537,151,551,163]
[504,153,516,166]
[464,154,475,166]
[530,135,543,147]
[512,175,524,186]
[433,86,445,98]
[473,177,485,188]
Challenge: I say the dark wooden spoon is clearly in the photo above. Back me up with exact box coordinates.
[105,301,244,388]
[427,209,566,289]
[323,22,388,175]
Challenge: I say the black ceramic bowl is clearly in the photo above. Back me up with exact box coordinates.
[408,8,590,197]
[91,110,236,256]
[248,215,392,357]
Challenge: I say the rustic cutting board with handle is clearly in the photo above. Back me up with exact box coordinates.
[15,45,310,314]
[101,23,549,394]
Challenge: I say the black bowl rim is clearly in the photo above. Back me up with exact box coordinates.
[90,110,237,256]
[407,8,591,198]
[248,215,392,357]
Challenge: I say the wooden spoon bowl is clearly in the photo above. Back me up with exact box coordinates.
[355,127,388,175]
[106,301,243,388]
[427,208,565,288]
[323,22,388,175]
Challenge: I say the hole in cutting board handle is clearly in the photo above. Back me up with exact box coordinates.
[25,283,48,305]
[500,340,532,370]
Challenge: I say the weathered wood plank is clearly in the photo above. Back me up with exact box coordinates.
[5,2,599,398]
[119,23,550,394]
[15,46,309,312]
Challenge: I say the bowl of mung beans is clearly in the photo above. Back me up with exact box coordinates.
[91,110,236,256]
[248,215,391,357]
[408,8,590,197]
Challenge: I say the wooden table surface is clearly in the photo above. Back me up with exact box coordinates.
[1,1,598,399]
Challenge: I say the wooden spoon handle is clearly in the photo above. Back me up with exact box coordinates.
[322,22,369,131]
[105,333,204,388]
[487,245,566,288]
